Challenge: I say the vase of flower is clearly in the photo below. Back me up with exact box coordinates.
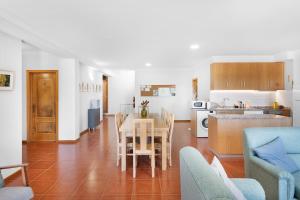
[140,100,149,118]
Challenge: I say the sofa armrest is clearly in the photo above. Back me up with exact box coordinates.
[0,164,28,170]
[249,156,295,200]
[179,147,236,200]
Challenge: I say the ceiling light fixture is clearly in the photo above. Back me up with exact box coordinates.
[95,61,109,66]
[190,44,200,50]
[145,63,152,67]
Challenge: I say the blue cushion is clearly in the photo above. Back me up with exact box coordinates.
[289,154,300,168]
[254,137,299,173]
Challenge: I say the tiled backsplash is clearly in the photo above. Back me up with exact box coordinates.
[276,90,293,108]
[210,90,276,107]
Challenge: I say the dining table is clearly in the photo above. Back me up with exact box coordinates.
[119,113,169,171]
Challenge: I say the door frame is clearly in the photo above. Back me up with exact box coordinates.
[26,70,59,142]
[192,78,198,100]
[102,75,108,114]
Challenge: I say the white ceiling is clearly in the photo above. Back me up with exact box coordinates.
[1,0,300,69]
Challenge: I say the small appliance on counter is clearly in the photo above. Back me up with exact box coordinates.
[191,100,207,109]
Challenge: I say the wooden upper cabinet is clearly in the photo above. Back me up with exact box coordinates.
[210,62,284,91]
[258,62,284,91]
[211,63,229,90]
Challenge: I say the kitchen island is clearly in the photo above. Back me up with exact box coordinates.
[208,114,292,156]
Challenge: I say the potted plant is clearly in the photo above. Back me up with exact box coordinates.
[140,100,149,118]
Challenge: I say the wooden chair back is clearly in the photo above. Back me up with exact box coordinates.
[161,108,167,122]
[133,118,154,153]
[115,112,124,142]
[167,113,175,142]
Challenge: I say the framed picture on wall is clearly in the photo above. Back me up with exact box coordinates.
[0,70,14,90]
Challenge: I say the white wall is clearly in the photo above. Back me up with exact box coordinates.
[0,32,22,178]
[79,64,103,132]
[192,59,211,101]
[211,55,274,63]
[284,60,293,90]
[274,50,300,126]
[58,58,80,140]
[135,68,193,120]
[292,51,300,90]
[108,70,135,114]
[292,51,300,126]
[293,90,300,126]
[22,49,80,140]
[276,90,293,108]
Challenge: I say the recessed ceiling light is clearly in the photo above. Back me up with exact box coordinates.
[190,44,200,50]
[145,63,152,67]
[95,61,109,66]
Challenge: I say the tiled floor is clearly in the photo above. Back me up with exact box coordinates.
[6,116,244,199]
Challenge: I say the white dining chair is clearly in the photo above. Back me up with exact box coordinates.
[155,112,175,167]
[167,113,175,166]
[132,118,155,178]
[115,112,132,166]
[161,108,167,123]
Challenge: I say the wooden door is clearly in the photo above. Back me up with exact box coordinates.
[192,78,198,100]
[103,76,108,113]
[27,71,58,141]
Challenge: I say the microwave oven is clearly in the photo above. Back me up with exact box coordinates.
[192,101,207,109]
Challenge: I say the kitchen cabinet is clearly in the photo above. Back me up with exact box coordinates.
[258,62,284,91]
[210,63,229,90]
[208,114,292,155]
[210,62,284,91]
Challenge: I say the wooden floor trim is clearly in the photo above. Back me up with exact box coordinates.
[175,120,191,123]
[58,139,80,144]
[80,129,89,136]
[104,113,115,116]
[22,127,99,144]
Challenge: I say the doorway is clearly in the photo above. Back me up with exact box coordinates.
[103,75,108,114]
[192,78,198,100]
[27,70,58,141]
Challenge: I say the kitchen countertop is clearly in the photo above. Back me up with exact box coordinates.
[209,114,291,119]
[211,106,290,111]
[212,107,263,111]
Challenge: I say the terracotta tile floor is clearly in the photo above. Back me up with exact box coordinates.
[6,116,244,199]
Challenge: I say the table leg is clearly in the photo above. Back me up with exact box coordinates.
[162,131,167,171]
[121,132,126,171]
